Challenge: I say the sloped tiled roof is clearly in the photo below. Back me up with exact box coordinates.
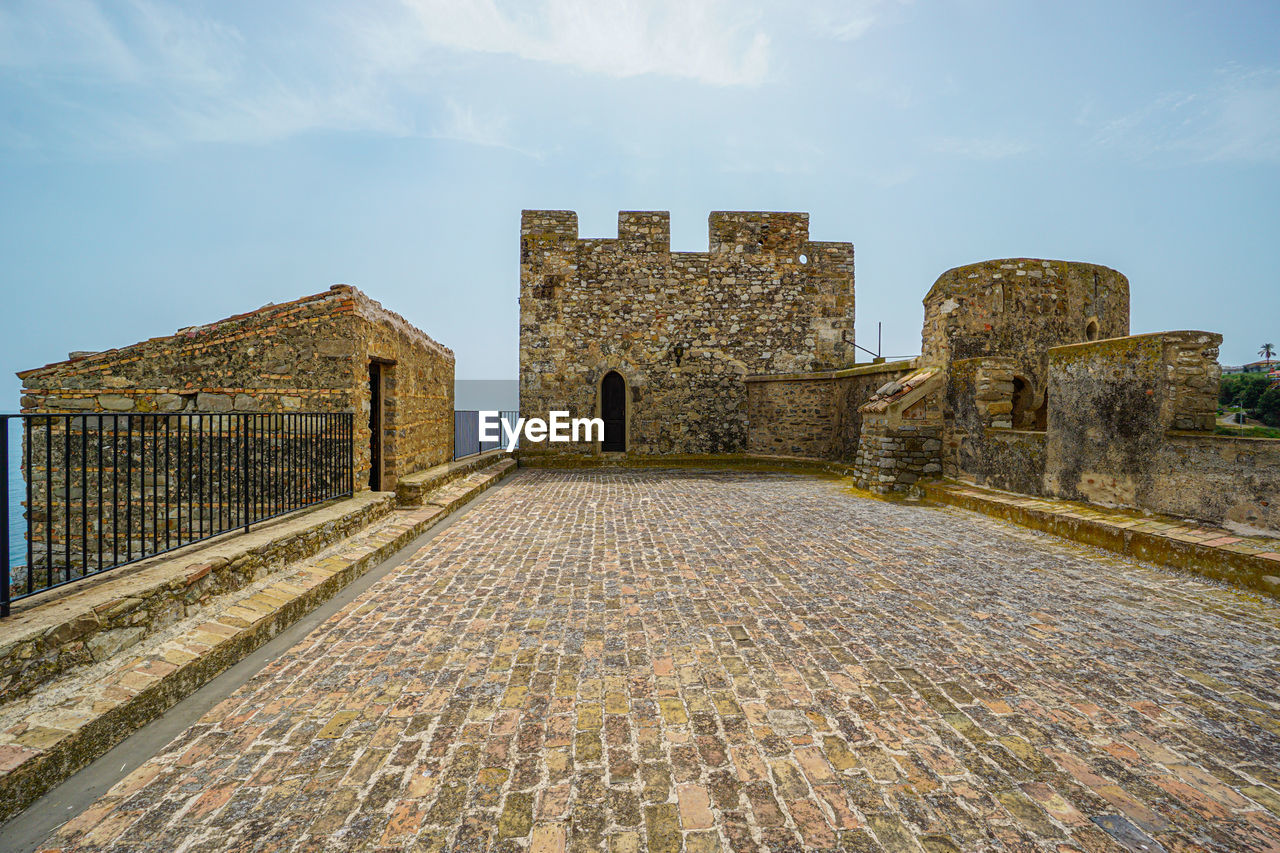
[858,368,939,413]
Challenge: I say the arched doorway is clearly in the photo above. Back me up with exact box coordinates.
[601,371,626,452]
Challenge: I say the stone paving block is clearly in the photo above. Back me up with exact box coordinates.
[28,469,1280,852]
[0,458,515,827]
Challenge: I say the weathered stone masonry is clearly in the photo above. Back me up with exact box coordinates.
[519,210,855,457]
[929,260,1130,497]
[744,360,914,460]
[18,285,454,492]
[731,248,1278,530]
[922,259,1130,391]
[1046,331,1280,532]
[852,368,944,494]
[14,287,454,585]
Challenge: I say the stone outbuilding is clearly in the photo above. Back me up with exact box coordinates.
[18,285,453,492]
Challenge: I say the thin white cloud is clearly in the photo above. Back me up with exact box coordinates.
[932,135,1032,160]
[0,0,773,154]
[1090,66,1280,164]
[397,0,771,86]
[429,98,539,156]
[808,0,910,42]
[126,0,245,88]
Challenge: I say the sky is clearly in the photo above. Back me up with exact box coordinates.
[1,0,1278,410]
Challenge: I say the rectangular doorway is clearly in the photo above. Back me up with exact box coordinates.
[368,361,384,490]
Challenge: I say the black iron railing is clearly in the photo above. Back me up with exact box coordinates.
[454,410,518,460]
[1,412,354,616]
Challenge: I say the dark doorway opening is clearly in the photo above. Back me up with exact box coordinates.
[368,362,384,490]
[601,371,626,452]
[1011,376,1047,431]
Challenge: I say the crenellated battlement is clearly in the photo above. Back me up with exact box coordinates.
[520,209,578,240]
[618,211,670,252]
[708,211,809,254]
[520,210,847,262]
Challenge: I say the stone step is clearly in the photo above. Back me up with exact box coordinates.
[0,460,517,825]
[0,492,396,709]
[421,458,516,513]
[922,480,1280,599]
[395,449,508,507]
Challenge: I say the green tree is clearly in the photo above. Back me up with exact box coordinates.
[1261,342,1276,367]
[1237,373,1272,411]
[1220,374,1244,406]
[1258,386,1280,427]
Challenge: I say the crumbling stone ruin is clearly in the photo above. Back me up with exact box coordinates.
[519,210,1279,534]
[850,367,943,492]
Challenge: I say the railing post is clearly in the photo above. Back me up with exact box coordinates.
[241,412,251,533]
[1,417,10,618]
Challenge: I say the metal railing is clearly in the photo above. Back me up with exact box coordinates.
[1,412,354,616]
[454,410,518,460]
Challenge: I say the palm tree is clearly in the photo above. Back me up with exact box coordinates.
[1261,343,1276,370]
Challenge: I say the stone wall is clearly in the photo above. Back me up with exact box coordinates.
[14,287,452,589]
[21,287,363,415]
[979,430,1048,496]
[1045,331,1279,532]
[852,420,943,494]
[745,373,836,459]
[18,286,453,492]
[1149,434,1280,534]
[851,369,944,493]
[744,360,915,460]
[519,210,856,457]
[348,293,455,485]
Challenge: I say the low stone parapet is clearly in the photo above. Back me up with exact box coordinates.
[853,421,943,493]
[923,480,1280,598]
[744,359,917,459]
[0,492,394,707]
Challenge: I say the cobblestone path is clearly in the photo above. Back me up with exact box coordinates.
[40,470,1280,852]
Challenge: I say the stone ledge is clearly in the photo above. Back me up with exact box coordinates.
[395,449,508,506]
[743,358,917,383]
[517,452,858,476]
[0,461,518,825]
[922,480,1280,599]
[421,458,516,512]
[0,493,396,707]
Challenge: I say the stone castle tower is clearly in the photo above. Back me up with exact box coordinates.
[518,210,856,457]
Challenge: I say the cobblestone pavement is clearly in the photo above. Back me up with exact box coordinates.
[39,470,1280,852]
